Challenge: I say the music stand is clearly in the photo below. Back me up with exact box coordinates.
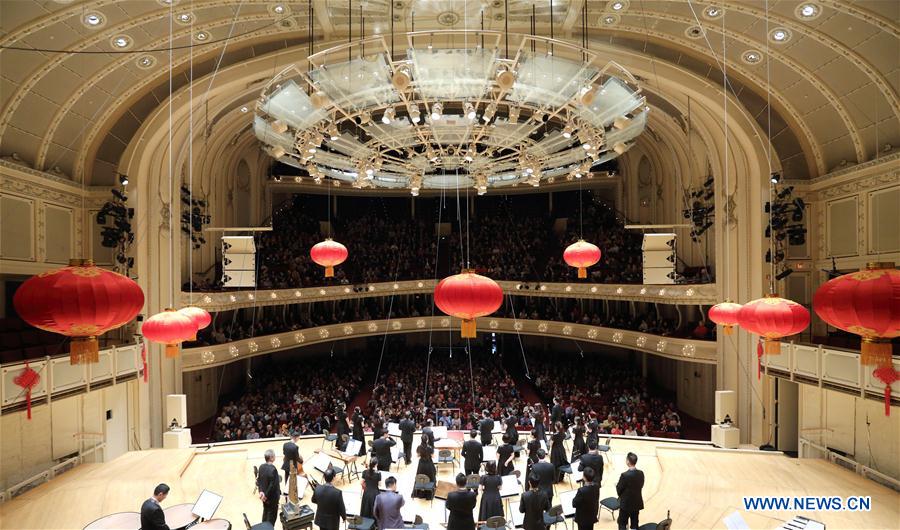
[192,489,224,520]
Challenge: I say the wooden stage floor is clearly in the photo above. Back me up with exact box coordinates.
[1,437,896,529]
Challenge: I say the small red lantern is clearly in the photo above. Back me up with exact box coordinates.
[813,262,899,367]
[563,240,602,279]
[178,306,211,341]
[13,362,40,420]
[13,259,145,364]
[708,301,743,335]
[434,271,503,338]
[142,309,197,358]
[310,239,348,278]
[737,294,810,354]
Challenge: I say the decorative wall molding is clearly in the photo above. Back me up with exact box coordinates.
[181,316,718,371]
[0,162,110,208]
[182,280,717,312]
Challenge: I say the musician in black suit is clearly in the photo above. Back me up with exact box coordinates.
[282,431,302,484]
[616,452,645,530]
[371,430,396,471]
[312,468,347,530]
[529,449,556,504]
[550,398,563,426]
[445,473,477,530]
[140,483,170,530]
[256,449,281,525]
[478,410,495,446]
[422,419,436,447]
[578,440,604,486]
[399,412,417,465]
[519,474,550,530]
[572,467,600,530]
[532,404,547,443]
[461,429,483,476]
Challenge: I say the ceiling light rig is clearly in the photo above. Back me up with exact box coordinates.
[254,31,647,194]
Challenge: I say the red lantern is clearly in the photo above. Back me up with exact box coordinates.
[737,294,810,354]
[813,262,899,367]
[310,239,348,278]
[178,306,211,341]
[563,240,602,279]
[708,301,743,335]
[142,309,197,358]
[13,259,145,364]
[434,271,503,338]
[13,362,40,420]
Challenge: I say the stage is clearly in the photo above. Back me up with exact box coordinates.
[1,436,896,529]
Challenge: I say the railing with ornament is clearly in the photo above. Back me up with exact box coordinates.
[181,280,716,312]
[181,316,716,370]
[0,343,142,415]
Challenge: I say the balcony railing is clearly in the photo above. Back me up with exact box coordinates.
[181,316,717,370]
[182,280,716,312]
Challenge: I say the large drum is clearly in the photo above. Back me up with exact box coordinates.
[83,511,141,530]
[164,503,199,530]
[193,519,232,530]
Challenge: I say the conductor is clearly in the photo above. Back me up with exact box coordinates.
[140,483,170,530]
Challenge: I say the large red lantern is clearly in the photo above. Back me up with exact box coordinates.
[13,259,145,364]
[737,294,810,354]
[434,271,503,338]
[708,301,743,335]
[310,239,348,278]
[563,240,602,279]
[178,306,212,341]
[142,309,197,358]
[813,262,899,367]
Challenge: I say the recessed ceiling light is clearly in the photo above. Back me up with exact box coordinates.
[769,27,791,42]
[111,35,132,49]
[703,6,723,19]
[136,55,156,69]
[741,50,764,65]
[157,0,180,6]
[610,1,626,11]
[240,106,249,113]
[268,3,291,16]
[194,30,210,42]
[600,14,619,26]
[83,12,105,27]
[175,12,193,24]
[685,25,705,39]
[796,3,821,20]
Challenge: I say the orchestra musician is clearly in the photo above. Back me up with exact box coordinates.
[140,483,170,530]
[282,430,303,484]
[257,449,281,525]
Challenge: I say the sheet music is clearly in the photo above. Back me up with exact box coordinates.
[482,445,498,462]
[559,489,577,517]
[344,439,363,457]
[500,475,521,498]
[191,489,223,520]
[401,502,418,524]
[342,491,362,516]
[388,422,402,436]
[432,426,448,439]
[539,440,548,452]
[508,501,524,527]
[310,451,333,473]
[390,444,402,462]
[569,461,583,483]
[722,511,750,530]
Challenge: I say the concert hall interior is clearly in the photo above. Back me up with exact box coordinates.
[0,1,898,530]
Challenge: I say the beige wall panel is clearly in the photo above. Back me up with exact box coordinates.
[869,187,900,254]
[0,195,34,260]
[103,384,129,462]
[826,197,858,257]
[44,204,73,263]
[824,390,855,454]
[50,395,80,460]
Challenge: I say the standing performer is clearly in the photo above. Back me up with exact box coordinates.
[532,403,547,444]
[520,475,550,530]
[478,462,504,521]
[616,452,645,530]
[140,484,170,530]
[572,467,600,530]
[571,416,586,461]
[478,410,495,446]
[352,407,367,457]
[335,407,350,452]
[462,429,483,476]
[505,414,520,456]
[257,450,281,526]
[578,441,604,487]
[373,476,405,530]
[360,458,381,519]
[550,421,569,482]
[282,430,302,485]
[312,469,347,530]
[497,433,515,476]
[399,412,417,465]
[446,473,477,530]
[372,430,396,471]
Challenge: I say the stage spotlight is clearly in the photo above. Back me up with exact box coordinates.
[775,268,794,281]
[770,172,781,184]
[119,174,129,186]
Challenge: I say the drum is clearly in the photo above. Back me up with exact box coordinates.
[82,511,141,530]
[164,503,199,530]
[193,519,232,530]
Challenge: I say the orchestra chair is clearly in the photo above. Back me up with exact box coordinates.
[637,510,672,530]
[243,513,252,530]
[346,514,375,530]
[599,497,620,520]
[411,514,429,530]
[543,505,566,530]
[597,437,612,464]
[558,464,574,488]
[479,516,506,530]
[437,449,456,472]
[465,474,480,491]
[323,432,338,449]
[252,466,259,494]
[412,474,437,506]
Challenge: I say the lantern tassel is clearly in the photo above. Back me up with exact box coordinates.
[141,343,148,383]
[325,266,334,278]
[165,343,180,358]
[886,386,892,417]
[861,338,892,367]
[577,267,587,279]
[764,338,781,355]
[70,337,99,365]
[460,319,477,338]
[757,340,763,380]
[25,387,32,419]
[723,325,734,336]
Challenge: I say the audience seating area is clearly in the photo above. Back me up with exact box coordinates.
[0,318,68,364]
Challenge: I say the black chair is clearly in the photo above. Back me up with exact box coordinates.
[347,514,376,530]
[558,464,573,488]
[599,497,620,520]
[597,437,612,463]
[323,432,338,448]
[543,505,566,530]
[252,465,259,493]
[410,514,429,530]
[465,474,480,490]
[478,515,506,530]
[412,473,436,505]
[637,510,672,530]
[437,449,455,472]
[243,513,252,530]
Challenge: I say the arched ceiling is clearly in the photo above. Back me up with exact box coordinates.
[0,0,897,186]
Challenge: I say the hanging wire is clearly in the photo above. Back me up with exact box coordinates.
[167,0,174,308]
[764,0,776,295]
[187,0,194,305]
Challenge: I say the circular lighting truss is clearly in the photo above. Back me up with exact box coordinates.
[254,31,647,194]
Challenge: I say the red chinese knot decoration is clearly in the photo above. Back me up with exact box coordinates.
[434,271,504,338]
[14,363,40,419]
[310,239,348,278]
[142,309,197,358]
[177,306,212,341]
[813,262,899,368]
[708,301,743,336]
[563,240,602,279]
[13,259,145,364]
[737,294,810,354]
[872,365,898,416]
